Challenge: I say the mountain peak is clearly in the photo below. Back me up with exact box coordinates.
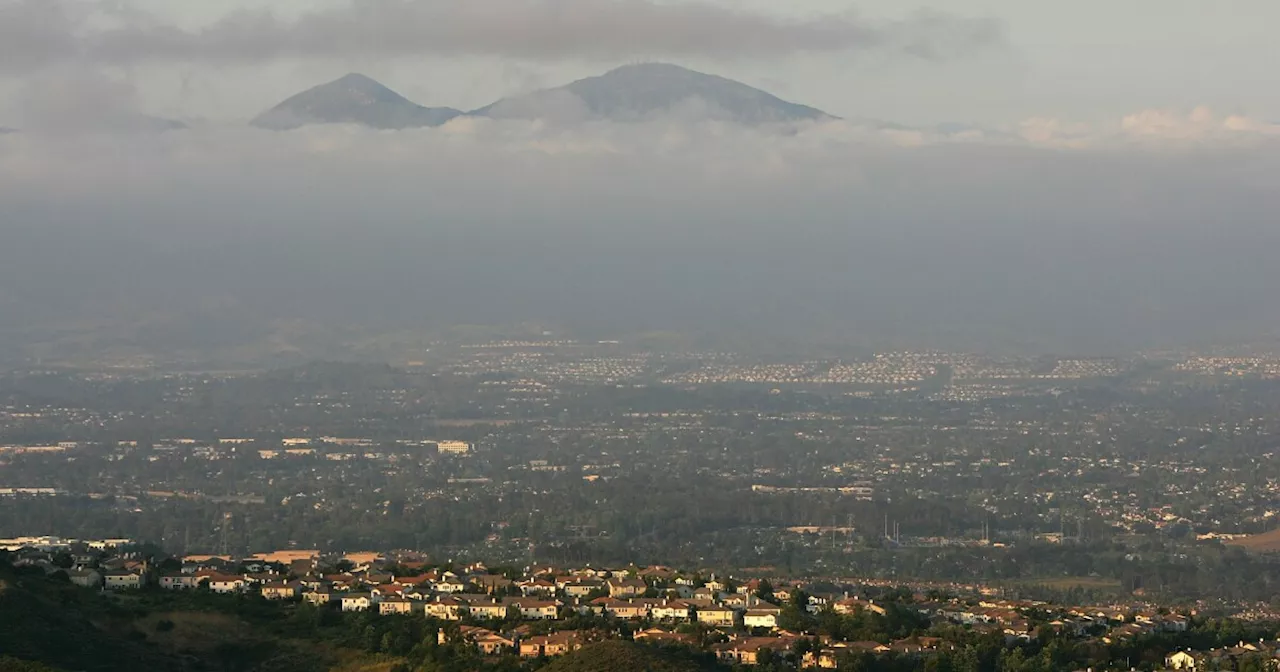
[602,62,700,76]
[252,74,461,130]
[476,62,833,124]
[334,72,381,86]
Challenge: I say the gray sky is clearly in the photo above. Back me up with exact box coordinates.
[2,0,1278,126]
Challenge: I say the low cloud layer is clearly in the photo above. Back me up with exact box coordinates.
[2,111,1279,357]
[0,0,1001,73]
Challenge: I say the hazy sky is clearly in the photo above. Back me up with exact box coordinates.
[2,0,1278,126]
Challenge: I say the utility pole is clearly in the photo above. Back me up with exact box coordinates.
[219,513,232,557]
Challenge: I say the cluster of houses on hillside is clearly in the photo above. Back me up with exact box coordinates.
[1166,641,1280,672]
[1,543,1201,667]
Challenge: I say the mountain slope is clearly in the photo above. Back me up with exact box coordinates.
[474,63,832,124]
[252,73,461,130]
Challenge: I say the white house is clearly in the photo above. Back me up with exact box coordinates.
[651,600,693,622]
[103,570,144,590]
[207,575,247,594]
[160,574,202,590]
[506,598,560,620]
[744,608,781,630]
[342,593,374,612]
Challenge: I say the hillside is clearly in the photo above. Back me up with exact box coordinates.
[0,566,389,672]
[0,570,183,672]
[1227,528,1280,552]
[475,63,832,124]
[541,641,718,672]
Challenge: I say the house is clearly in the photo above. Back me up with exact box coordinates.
[182,555,234,574]
[371,584,406,600]
[425,596,467,620]
[714,635,799,665]
[206,574,248,594]
[402,587,431,601]
[519,578,557,596]
[519,631,584,658]
[639,566,676,580]
[806,593,834,612]
[560,579,603,598]
[103,570,144,590]
[434,576,469,594]
[696,605,741,628]
[593,597,649,620]
[744,607,782,630]
[809,648,842,669]
[607,577,648,598]
[692,587,718,602]
[634,628,696,645]
[847,641,892,654]
[504,597,560,620]
[471,574,515,595]
[441,626,515,655]
[379,597,416,615]
[1166,650,1200,671]
[833,597,886,616]
[288,559,314,577]
[341,593,374,612]
[465,598,510,620]
[159,573,201,590]
[67,569,102,588]
[305,589,337,606]
[392,574,433,588]
[651,599,694,622]
[261,582,301,600]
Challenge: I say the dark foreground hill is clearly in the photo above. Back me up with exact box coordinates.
[0,563,385,672]
[542,641,718,672]
[0,568,184,672]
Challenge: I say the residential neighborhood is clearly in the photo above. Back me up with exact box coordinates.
[1,539,1243,669]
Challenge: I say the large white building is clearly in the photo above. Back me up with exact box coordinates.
[436,441,472,455]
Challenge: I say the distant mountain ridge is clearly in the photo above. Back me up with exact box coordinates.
[253,64,834,130]
[474,63,833,124]
[251,73,462,130]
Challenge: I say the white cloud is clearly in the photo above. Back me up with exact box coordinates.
[1009,107,1280,149]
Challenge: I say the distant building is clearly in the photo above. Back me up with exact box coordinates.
[436,441,472,455]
